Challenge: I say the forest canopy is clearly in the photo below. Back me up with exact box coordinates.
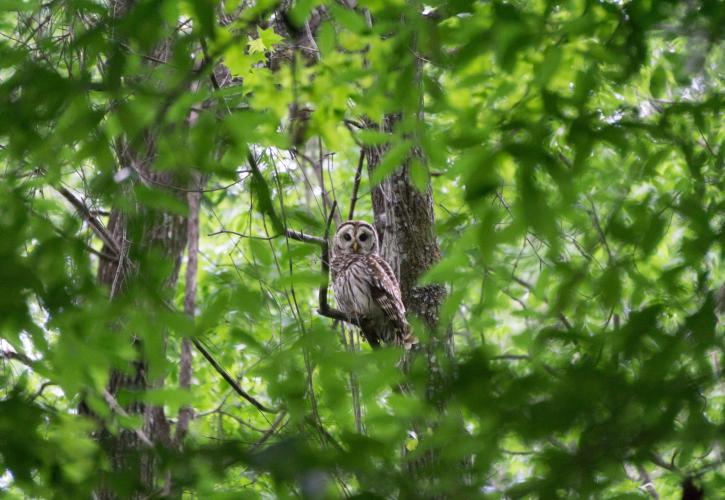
[0,0,723,498]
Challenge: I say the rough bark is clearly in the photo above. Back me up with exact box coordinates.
[94,137,189,498]
[364,116,454,496]
[90,3,190,495]
[364,116,451,377]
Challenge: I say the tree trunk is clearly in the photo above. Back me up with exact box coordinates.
[363,27,456,490]
[365,117,451,397]
[91,2,190,494]
[94,140,189,498]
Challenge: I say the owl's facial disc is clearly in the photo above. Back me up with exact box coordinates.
[335,221,377,255]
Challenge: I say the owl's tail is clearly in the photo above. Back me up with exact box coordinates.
[359,319,382,349]
[399,323,419,351]
[361,318,418,350]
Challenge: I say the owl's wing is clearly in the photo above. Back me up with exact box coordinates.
[366,255,416,348]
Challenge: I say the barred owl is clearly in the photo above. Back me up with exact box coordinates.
[331,221,416,349]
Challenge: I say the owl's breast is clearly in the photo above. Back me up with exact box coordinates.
[332,260,377,317]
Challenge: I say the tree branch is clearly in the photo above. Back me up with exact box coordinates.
[249,410,288,452]
[348,149,365,220]
[29,381,56,402]
[318,200,336,315]
[56,186,120,257]
[1,349,34,367]
[212,200,359,326]
[102,389,154,447]
[191,338,277,414]
[285,229,326,246]
[209,228,326,246]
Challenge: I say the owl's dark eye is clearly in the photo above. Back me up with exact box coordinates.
[343,233,352,241]
[359,233,368,242]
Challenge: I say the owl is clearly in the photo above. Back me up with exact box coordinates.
[331,220,416,349]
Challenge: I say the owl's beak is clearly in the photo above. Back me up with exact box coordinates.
[351,241,359,252]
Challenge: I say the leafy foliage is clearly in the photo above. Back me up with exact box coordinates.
[0,0,723,497]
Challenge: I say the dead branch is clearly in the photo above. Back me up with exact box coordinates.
[318,200,336,316]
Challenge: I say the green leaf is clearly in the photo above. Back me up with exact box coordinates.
[409,158,429,191]
[369,140,411,185]
[258,27,284,49]
[650,64,667,98]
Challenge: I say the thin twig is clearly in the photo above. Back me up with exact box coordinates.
[209,229,326,246]
[249,410,288,452]
[491,354,530,361]
[348,149,365,220]
[318,200,337,316]
[209,230,280,241]
[29,381,57,402]
[191,338,277,414]
[1,350,34,367]
[509,272,573,330]
[588,197,613,263]
[695,124,718,160]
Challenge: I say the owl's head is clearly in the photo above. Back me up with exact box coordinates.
[333,220,379,256]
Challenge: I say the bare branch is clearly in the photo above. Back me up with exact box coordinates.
[209,228,326,246]
[491,354,530,361]
[1,349,34,367]
[209,229,279,241]
[304,21,321,62]
[648,452,679,473]
[348,149,365,221]
[29,381,57,402]
[285,229,326,246]
[191,338,277,414]
[509,272,573,330]
[249,410,288,452]
[588,197,613,263]
[318,200,337,317]
[637,465,659,499]
[56,186,120,257]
